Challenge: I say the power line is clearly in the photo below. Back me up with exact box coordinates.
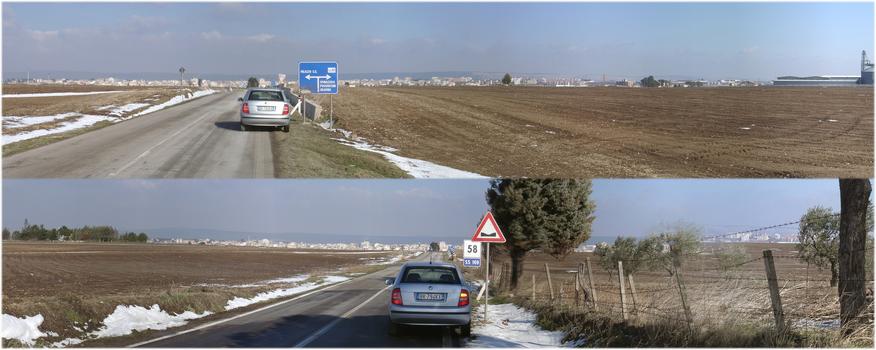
[701,213,841,241]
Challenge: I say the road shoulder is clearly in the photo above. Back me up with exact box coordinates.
[270,122,410,178]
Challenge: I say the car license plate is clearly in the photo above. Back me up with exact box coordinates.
[416,293,446,301]
[257,106,275,112]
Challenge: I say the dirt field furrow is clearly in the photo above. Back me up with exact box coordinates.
[314,86,872,178]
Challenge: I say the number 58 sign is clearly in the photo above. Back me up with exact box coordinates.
[463,240,481,267]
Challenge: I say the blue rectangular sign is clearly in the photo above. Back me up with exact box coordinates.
[298,61,338,94]
[463,258,481,267]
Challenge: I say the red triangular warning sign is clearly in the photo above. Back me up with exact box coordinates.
[471,211,506,243]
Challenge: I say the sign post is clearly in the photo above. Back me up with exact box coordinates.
[471,211,507,323]
[298,61,338,128]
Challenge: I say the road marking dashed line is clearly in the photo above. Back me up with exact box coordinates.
[293,284,392,347]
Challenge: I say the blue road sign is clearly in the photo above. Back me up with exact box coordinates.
[463,258,481,267]
[298,61,338,94]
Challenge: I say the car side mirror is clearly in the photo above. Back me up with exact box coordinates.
[237,97,244,102]
[384,278,395,286]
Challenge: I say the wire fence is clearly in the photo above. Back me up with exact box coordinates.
[488,246,874,335]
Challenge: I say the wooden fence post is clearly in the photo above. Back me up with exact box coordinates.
[532,274,536,300]
[673,261,694,334]
[575,270,581,308]
[618,260,628,321]
[559,281,565,305]
[763,250,785,332]
[500,264,505,290]
[545,263,554,300]
[505,261,520,290]
[586,258,598,311]
[628,273,639,315]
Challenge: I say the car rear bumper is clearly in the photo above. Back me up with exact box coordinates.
[389,307,471,326]
[240,114,290,126]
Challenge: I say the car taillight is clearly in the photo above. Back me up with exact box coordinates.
[282,104,290,115]
[391,288,403,305]
[458,289,470,307]
[241,103,249,114]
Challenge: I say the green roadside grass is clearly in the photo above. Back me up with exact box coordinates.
[270,121,410,178]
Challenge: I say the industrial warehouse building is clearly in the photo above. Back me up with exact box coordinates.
[773,50,874,86]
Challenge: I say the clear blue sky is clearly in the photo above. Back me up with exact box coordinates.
[3,2,873,80]
[2,179,852,243]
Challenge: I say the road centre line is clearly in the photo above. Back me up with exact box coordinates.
[293,284,392,347]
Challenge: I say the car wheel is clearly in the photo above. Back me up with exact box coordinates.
[240,123,247,131]
[283,125,290,133]
[459,322,471,337]
[388,320,399,336]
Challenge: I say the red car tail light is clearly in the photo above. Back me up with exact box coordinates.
[282,104,290,115]
[241,103,250,114]
[458,289,470,307]
[391,288,403,305]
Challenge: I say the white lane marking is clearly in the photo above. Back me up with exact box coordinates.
[107,93,230,177]
[127,277,358,348]
[293,285,392,348]
[107,109,214,177]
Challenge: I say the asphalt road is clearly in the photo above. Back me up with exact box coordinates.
[134,252,464,348]
[3,92,275,178]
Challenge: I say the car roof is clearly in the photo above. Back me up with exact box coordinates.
[402,261,457,268]
[247,88,283,92]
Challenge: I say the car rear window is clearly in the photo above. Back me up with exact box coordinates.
[248,91,284,101]
[401,266,460,284]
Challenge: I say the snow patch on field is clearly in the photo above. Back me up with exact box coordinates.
[316,121,485,179]
[90,304,211,338]
[224,275,351,310]
[107,103,150,117]
[50,337,84,347]
[1,313,49,346]
[362,251,423,265]
[2,114,111,145]
[3,113,80,129]
[2,91,125,98]
[365,254,403,265]
[133,89,216,117]
[466,303,567,348]
[341,138,485,178]
[2,89,216,146]
[232,274,311,288]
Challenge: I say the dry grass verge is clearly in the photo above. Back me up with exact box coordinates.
[270,121,410,178]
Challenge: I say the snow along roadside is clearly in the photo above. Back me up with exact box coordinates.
[0,274,350,347]
[317,120,486,179]
[2,89,216,146]
[465,303,570,348]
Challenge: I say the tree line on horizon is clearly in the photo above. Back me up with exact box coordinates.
[2,219,148,243]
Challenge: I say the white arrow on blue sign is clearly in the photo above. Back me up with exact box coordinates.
[298,61,338,94]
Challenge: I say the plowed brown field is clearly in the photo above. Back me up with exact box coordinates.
[316,86,873,178]
[2,241,394,298]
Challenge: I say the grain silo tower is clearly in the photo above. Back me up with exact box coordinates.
[860,50,874,85]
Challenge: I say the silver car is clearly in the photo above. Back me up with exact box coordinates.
[238,88,292,132]
[386,262,472,336]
